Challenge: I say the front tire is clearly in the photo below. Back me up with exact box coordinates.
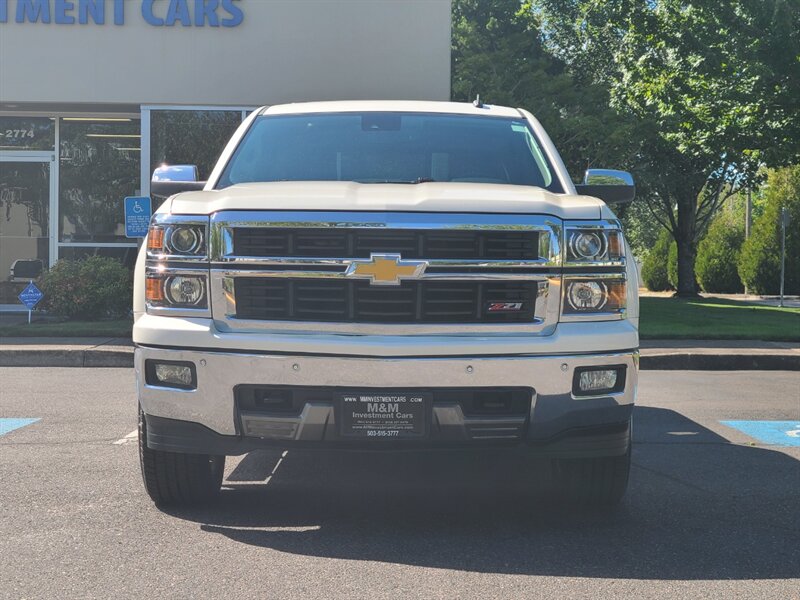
[138,407,225,506]
[551,432,631,507]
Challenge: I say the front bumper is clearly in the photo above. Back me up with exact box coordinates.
[136,346,637,458]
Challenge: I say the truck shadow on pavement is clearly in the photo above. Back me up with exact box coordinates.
[166,406,800,580]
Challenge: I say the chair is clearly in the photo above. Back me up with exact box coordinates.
[9,259,43,282]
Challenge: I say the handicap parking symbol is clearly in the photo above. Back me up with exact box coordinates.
[721,421,800,447]
[124,196,152,238]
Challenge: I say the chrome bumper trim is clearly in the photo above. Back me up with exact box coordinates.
[136,346,637,437]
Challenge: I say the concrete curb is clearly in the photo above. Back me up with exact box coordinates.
[0,348,134,368]
[1,347,798,370]
[640,353,800,371]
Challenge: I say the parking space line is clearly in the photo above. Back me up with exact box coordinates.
[0,418,40,437]
[113,429,139,445]
[721,421,800,447]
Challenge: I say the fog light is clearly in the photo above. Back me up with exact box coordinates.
[580,369,617,391]
[146,360,196,390]
[573,366,625,396]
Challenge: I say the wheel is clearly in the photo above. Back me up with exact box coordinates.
[138,407,225,506]
[551,433,631,507]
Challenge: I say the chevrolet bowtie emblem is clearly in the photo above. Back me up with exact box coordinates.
[345,254,428,285]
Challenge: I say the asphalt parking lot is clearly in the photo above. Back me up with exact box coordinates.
[1,369,798,599]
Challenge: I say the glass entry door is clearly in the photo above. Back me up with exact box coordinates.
[0,156,54,302]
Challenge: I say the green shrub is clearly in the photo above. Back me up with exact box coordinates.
[696,212,745,293]
[738,166,800,295]
[40,256,133,320]
[641,230,674,291]
[667,239,679,289]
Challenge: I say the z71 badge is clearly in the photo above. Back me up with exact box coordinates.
[487,302,524,312]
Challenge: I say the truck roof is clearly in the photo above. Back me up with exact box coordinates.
[260,100,524,118]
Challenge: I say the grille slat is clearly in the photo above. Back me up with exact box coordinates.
[233,228,539,261]
[234,279,537,323]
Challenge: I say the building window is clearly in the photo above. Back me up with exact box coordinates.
[57,246,138,269]
[59,118,141,243]
[0,161,50,301]
[0,117,54,151]
[149,110,243,183]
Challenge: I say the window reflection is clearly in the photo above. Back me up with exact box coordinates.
[0,161,50,302]
[58,246,138,269]
[150,110,242,182]
[0,117,55,151]
[59,118,140,243]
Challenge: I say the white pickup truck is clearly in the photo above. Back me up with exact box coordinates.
[134,101,639,507]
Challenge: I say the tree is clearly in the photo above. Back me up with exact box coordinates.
[696,211,745,293]
[640,230,674,292]
[535,0,800,295]
[738,166,800,295]
[451,0,638,180]
[615,198,663,263]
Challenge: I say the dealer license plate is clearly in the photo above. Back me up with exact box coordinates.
[339,392,430,438]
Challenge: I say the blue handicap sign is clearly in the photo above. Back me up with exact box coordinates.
[18,282,43,310]
[721,421,800,447]
[125,196,152,238]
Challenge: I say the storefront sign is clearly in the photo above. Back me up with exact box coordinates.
[0,0,243,27]
[0,117,54,151]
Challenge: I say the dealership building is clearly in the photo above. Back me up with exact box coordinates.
[0,0,451,302]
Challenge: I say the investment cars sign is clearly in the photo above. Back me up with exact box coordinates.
[0,0,243,26]
[0,0,451,106]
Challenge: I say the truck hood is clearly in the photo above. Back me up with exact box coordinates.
[167,181,608,220]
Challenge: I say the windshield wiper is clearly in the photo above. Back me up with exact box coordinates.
[357,177,436,184]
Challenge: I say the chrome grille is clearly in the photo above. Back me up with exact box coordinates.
[234,279,539,323]
[210,211,561,335]
[232,228,539,260]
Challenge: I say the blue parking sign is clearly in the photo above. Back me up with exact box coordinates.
[125,196,152,238]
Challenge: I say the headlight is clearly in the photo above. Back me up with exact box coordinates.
[147,223,207,257]
[567,280,609,311]
[146,273,208,309]
[570,231,605,260]
[145,215,210,317]
[562,277,626,318]
[166,276,206,306]
[168,226,203,254]
[566,227,623,263]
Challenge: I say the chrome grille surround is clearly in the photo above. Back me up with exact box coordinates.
[209,211,563,335]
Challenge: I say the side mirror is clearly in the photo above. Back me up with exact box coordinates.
[150,165,206,199]
[574,169,636,204]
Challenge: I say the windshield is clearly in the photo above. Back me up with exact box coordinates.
[216,112,563,192]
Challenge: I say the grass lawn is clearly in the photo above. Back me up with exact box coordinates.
[0,318,133,339]
[0,298,797,341]
[639,297,800,341]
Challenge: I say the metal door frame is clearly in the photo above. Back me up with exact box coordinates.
[0,151,57,267]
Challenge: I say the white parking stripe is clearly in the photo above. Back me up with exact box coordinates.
[113,430,138,445]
